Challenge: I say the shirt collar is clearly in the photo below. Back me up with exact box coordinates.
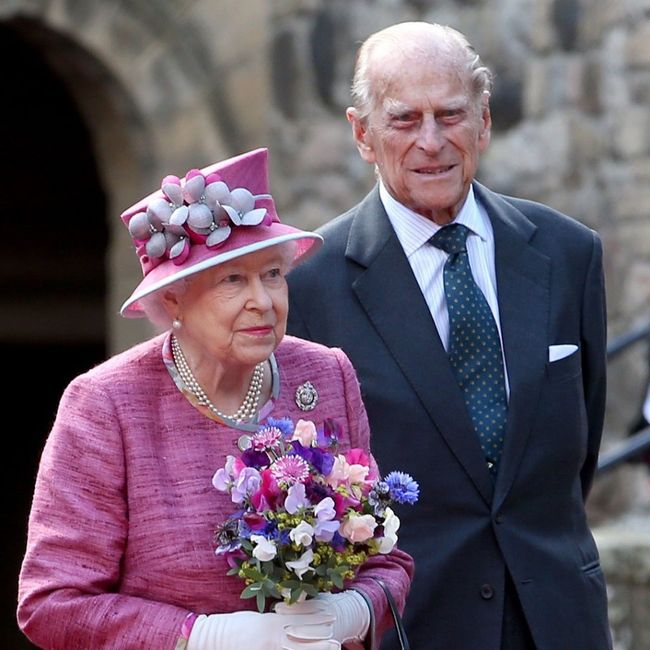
[379,181,489,257]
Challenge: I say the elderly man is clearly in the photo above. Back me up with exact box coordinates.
[288,21,611,650]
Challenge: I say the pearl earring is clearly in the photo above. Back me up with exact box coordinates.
[172,318,182,330]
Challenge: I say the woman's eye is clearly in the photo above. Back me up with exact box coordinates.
[267,268,282,279]
[224,274,242,283]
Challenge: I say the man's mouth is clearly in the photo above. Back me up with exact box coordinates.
[414,164,454,175]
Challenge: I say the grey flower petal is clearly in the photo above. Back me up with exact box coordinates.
[169,205,189,226]
[207,225,231,247]
[146,231,167,258]
[169,238,188,259]
[163,183,183,206]
[164,223,186,237]
[204,181,231,208]
[164,230,181,247]
[183,174,206,203]
[240,208,267,226]
[230,188,255,214]
[187,203,213,229]
[222,204,243,226]
[148,198,172,224]
[128,212,152,240]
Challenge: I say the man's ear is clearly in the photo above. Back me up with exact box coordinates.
[478,91,492,152]
[346,107,376,164]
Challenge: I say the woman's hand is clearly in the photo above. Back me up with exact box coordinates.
[187,601,340,650]
[310,591,370,645]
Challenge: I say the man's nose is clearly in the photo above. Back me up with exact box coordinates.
[416,116,444,153]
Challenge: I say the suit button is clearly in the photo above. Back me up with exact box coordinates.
[495,514,503,524]
[480,584,494,600]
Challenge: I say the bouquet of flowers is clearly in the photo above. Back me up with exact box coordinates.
[212,417,419,613]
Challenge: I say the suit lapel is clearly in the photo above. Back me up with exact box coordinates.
[474,184,551,509]
[347,189,494,505]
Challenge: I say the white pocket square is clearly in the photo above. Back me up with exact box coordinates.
[548,344,578,362]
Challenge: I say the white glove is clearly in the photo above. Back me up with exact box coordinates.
[311,591,370,646]
[187,601,340,650]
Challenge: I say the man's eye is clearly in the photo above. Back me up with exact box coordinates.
[438,110,464,124]
[393,113,416,123]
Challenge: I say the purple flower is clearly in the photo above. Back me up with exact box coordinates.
[330,531,347,552]
[241,448,270,469]
[232,467,262,503]
[290,441,335,476]
[385,471,420,505]
[285,483,310,514]
[305,481,334,504]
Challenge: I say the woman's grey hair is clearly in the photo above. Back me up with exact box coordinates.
[351,22,493,121]
[139,279,189,331]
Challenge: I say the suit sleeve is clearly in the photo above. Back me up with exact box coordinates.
[332,348,415,647]
[287,290,313,341]
[579,231,608,499]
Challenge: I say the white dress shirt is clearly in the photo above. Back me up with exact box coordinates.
[379,181,510,394]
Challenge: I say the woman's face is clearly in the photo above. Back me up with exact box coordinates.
[172,245,292,369]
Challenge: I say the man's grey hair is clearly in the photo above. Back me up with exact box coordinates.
[350,22,493,121]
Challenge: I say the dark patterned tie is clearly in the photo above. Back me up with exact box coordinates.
[430,224,507,475]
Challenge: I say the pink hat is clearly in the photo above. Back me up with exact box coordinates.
[119,148,322,318]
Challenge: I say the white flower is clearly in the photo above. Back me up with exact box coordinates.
[250,535,277,561]
[289,521,315,547]
[377,507,401,554]
[291,419,318,447]
[286,549,314,579]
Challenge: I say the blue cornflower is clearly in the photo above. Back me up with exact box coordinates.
[385,471,420,505]
[264,417,295,438]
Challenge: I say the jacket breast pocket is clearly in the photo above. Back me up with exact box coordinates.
[546,349,582,382]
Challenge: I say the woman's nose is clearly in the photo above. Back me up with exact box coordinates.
[247,277,273,309]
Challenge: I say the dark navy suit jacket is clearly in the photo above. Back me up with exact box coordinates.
[287,182,612,650]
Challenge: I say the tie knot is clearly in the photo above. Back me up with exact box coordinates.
[430,223,470,255]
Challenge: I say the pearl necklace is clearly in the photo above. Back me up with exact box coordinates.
[171,335,264,423]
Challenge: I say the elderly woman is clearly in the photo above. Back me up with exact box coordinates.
[17,149,413,650]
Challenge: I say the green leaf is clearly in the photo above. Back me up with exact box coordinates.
[302,584,319,598]
[241,583,263,599]
[256,591,266,613]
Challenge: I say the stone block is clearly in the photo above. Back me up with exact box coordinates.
[626,20,650,68]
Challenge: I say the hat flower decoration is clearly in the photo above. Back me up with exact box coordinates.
[126,168,273,267]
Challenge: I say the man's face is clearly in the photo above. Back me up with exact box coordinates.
[348,54,491,224]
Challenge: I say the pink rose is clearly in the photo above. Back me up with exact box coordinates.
[339,514,377,543]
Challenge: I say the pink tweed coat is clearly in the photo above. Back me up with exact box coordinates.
[17,333,414,649]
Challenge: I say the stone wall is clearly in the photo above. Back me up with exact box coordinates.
[1,0,649,647]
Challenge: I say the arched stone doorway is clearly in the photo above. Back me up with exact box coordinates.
[0,17,144,647]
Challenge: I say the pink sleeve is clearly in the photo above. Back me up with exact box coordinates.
[332,348,416,646]
[17,374,189,649]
